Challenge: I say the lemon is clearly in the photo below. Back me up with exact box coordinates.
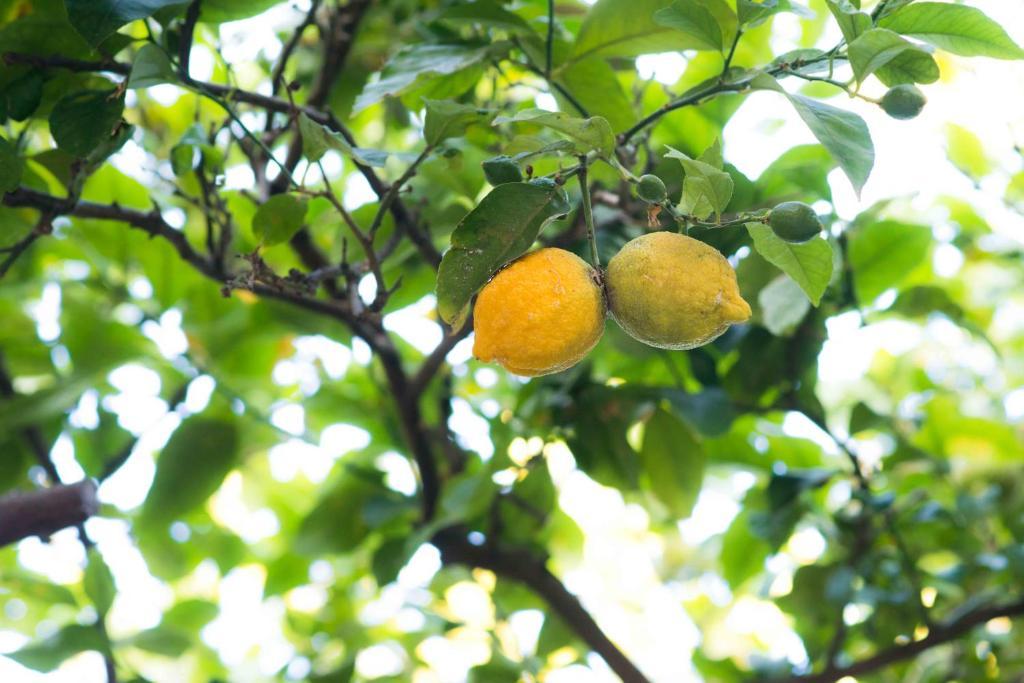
[768,201,823,243]
[880,84,927,120]
[636,174,668,204]
[473,248,606,376]
[606,231,750,350]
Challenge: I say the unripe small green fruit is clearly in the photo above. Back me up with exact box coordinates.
[636,174,667,204]
[880,84,926,120]
[768,201,823,243]
[482,155,523,185]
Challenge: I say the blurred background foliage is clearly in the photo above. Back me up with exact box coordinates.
[0,0,1023,681]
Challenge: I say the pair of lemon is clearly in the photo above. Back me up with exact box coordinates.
[472,231,751,376]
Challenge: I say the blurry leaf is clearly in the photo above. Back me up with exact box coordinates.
[1004,172,1024,211]
[573,0,736,60]
[423,99,495,146]
[663,387,734,436]
[747,224,833,305]
[295,459,384,554]
[3,71,44,122]
[199,0,279,23]
[49,89,126,158]
[847,220,931,303]
[564,385,643,490]
[8,624,109,672]
[140,417,240,525]
[945,123,991,181]
[652,0,724,51]
[752,73,874,194]
[126,625,191,657]
[252,194,309,246]
[468,656,523,683]
[720,507,769,587]
[849,401,886,434]
[0,374,94,434]
[162,599,219,632]
[438,469,497,525]
[84,549,116,618]
[640,408,705,518]
[65,0,185,46]
[371,537,414,587]
[848,28,939,85]
[127,43,177,89]
[435,181,569,324]
[494,109,615,157]
[759,274,811,335]
[437,3,533,33]
[296,113,391,167]
[354,43,505,113]
[879,2,1024,59]
[767,469,832,511]
[0,135,23,192]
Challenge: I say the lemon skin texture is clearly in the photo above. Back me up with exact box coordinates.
[473,248,606,376]
[606,231,751,350]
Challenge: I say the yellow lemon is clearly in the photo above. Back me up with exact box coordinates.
[473,248,605,376]
[606,231,750,350]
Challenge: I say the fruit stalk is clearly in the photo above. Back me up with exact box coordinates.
[577,155,601,268]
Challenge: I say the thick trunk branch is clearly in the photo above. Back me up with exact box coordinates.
[0,481,99,548]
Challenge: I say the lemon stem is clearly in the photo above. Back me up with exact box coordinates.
[577,156,600,267]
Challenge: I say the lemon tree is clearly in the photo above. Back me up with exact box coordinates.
[1,1,1023,682]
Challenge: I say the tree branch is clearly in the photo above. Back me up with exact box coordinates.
[768,596,1024,683]
[433,528,651,683]
[0,481,100,548]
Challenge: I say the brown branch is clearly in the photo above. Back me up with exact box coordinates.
[768,596,1024,683]
[433,529,651,683]
[0,481,100,548]
[410,316,473,397]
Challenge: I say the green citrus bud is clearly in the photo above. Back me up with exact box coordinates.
[636,174,667,203]
[768,201,823,243]
[482,155,523,185]
[880,84,926,120]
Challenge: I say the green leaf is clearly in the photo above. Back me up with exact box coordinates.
[666,145,733,220]
[752,73,874,194]
[737,0,814,28]
[127,43,177,89]
[84,549,116,618]
[423,99,495,146]
[140,417,240,525]
[296,112,390,167]
[746,224,833,305]
[759,274,811,336]
[3,71,45,122]
[437,3,533,33]
[199,0,279,23]
[49,89,126,158]
[494,109,615,157]
[848,28,939,85]
[252,194,309,246]
[640,408,706,519]
[573,0,737,61]
[435,181,570,324]
[879,2,1024,59]
[295,458,384,554]
[354,43,502,113]
[652,0,724,51]
[826,0,871,44]
[0,135,23,192]
[945,123,991,181]
[0,374,95,434]
[127,626,192,657]
[847,219,931,303]
[555,56,637,132]
[8,624,109,672]
[64,0,185,47]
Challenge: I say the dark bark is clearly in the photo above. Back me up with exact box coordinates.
[0,481,99,548]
